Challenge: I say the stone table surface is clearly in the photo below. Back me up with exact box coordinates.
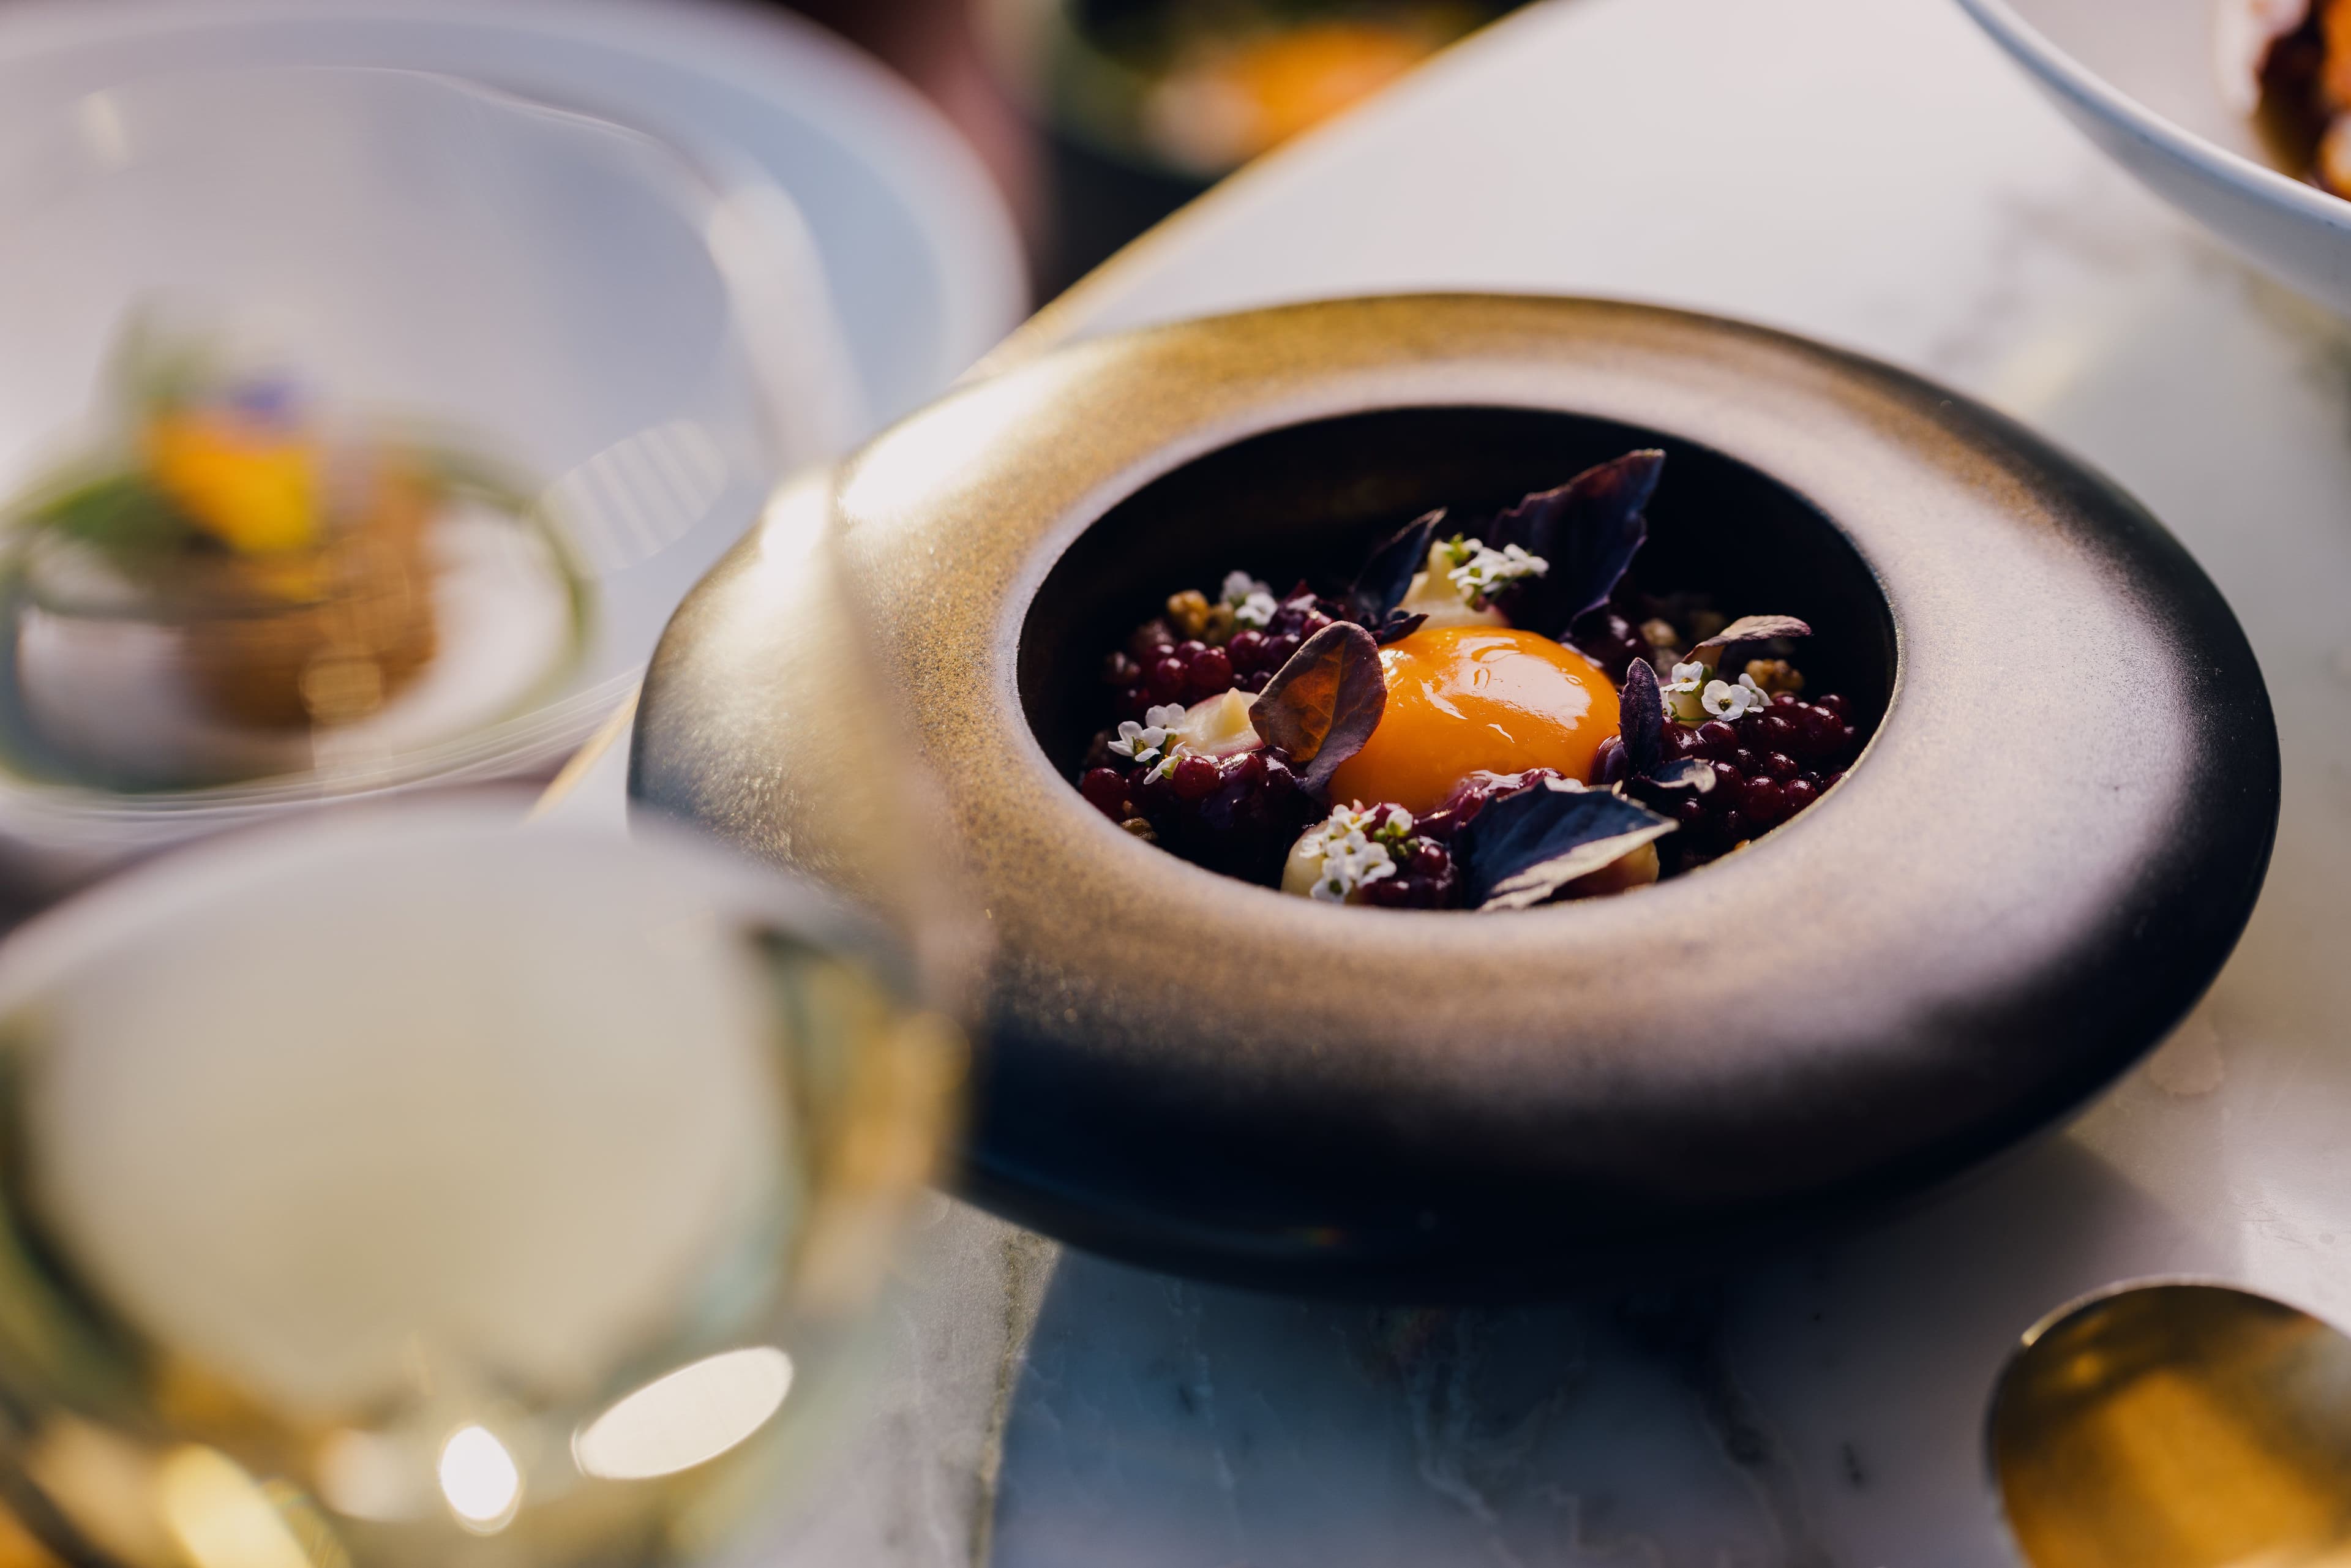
[654,0,2351,1559]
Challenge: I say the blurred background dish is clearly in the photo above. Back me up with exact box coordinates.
[0,63,834,892]
[1957,0,2351,317]
[0,800,961,1568]
[0,0,1024,435]
[980,0,1528,293]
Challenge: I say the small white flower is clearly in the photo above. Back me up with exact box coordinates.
[1302,803,1400,902]
[1664,659,1709,722]
[1234,591,1278,628]
[1700,673,1772,721]
[1144,703,1188,730]
[1108,719,1170,763]
[1221,570,1270,606]
[1143,745,1187,783]
[1443,538,1550,608]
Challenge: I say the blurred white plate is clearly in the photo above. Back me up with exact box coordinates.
[0,0,1025,885]
[1957,0,2351,317]
[0,0,1026,428]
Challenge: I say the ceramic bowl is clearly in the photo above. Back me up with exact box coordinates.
[1957,0,2351,317]
[632,295,2278,1294]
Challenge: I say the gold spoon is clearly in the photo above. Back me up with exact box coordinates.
[1990,1281,2351,1567]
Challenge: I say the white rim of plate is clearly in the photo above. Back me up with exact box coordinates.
[0,0,1027,419]
[1954,0,2351,237]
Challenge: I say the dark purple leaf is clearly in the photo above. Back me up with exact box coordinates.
[1455,779,1676,911]
[1248,622,1386,793]
[1690,613,1811,666]
[1488,450,1664,635]
[1619,659,1664,778]
[1348,509,1442,625]
[1594,735,1628,786]
[1370,610,1427,645]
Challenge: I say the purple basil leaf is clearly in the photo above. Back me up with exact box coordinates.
[1489,450,1665,636]
[1349,509,1442,625]
[1619,659,1664,778]
[1691,613,1812,665]
[1248,621,1387,793]
[1455,779,1676,910]
[1640,756,1715,793]
[1371,610,1427,645]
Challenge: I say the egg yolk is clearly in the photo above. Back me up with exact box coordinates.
[1325,625,1619,815]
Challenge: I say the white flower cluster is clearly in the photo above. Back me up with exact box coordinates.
[1305,801,1411,902]
[1662,660,1709,722]
[1441,537,1548,608]
[1221,570,1278,628]
[1663,660,1771,723]
[1108,702,1191,781]
[1703,672,1771,721]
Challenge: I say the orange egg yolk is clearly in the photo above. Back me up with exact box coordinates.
[1324,625,1619,816]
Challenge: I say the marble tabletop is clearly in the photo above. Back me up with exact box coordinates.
[664,0,2351,1560]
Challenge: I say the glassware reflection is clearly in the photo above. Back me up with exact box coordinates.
[0,800,959,1566]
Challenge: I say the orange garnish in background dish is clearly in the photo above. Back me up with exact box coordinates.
[1325,625,1619,816]
[144,411,320,556]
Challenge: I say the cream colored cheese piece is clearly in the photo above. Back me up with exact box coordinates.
[1176,688,1261,756]
[1395,568,1506,631]
[1280,824,1329,898]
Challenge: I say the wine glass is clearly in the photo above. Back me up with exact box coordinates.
[0,798,958,1568]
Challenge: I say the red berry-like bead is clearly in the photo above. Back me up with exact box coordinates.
[1756,713,1794,750]
[1782,778,1818,814]
[1147,657,1188,700]
[1742,778,1787,826]
[1227,629,1267,671]
[1186,646,1233,697]
[1267,633,1302,666]
[1697,721,1738,759]
[1818,692,1849,718]
[1171,754,1220,801]
[1080,767,1129,819]
[1762,751,1798,780]
[1240,669,1272,693]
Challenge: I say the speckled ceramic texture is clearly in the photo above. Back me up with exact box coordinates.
[631,296,2278,1295]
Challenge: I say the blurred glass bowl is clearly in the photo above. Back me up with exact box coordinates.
[0,801,959,1568]
[0,65,860,885]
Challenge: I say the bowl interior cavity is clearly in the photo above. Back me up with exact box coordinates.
[1019,405,1897,777]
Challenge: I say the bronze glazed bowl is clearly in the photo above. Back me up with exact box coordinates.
[632,296,2278,1294]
